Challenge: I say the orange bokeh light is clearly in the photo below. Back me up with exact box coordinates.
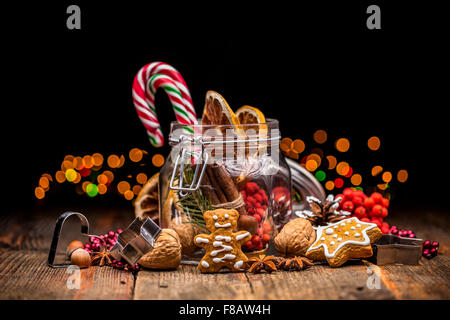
[136,173,148,185]
[107,155,120,168]
[129,148,143,162]
[382,171,392,183]
[371,165,383,176]
[335,138,350,152]
[291,139,305,154]
[152,154,165,167]
[313,130,327,144]
[397,169,408,183]
[351,174,362,186]
[124,190,134,200]
[368,136,381,151]
[117,181,131,194]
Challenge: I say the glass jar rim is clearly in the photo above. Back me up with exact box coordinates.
[169,118,279,131]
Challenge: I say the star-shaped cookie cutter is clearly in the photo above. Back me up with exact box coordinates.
[369,234,424,265]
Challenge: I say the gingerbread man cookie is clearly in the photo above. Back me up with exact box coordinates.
[194,209,252,273]
[306,217,382,267]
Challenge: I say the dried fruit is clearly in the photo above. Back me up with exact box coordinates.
[274,218,316,257]
[138,229,182,270]
[134,173,160,223]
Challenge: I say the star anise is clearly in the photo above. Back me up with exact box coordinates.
[245,255,278,273]
[296,195,350,227]
[277,256,314,271]
[91,248,113,267]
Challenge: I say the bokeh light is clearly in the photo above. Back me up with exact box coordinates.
[82,155,94,169]
[129,148,143,162]
[315,170,326,182]
[82,181,91,192]
[313,130,327,144]
[334,178,344,189]
[62,160,74,171]
[73,157,84,171]
[382,171,392,183]
[97,183,107,195]
[65,169,77,182]
[107,155,120,168]
[351,174,362,186]
[335,138,350,152]
[152,154,165,167]
[371,165,383,176]
[86,183,98,197]
[72,172,81,184]
[325,180,335,191]
[132,185,142,195]
[97,174,108,185]
[326,155,337,170]
[92,153,104,166]
[117,181,131,194]
[397,169,408,183]
[344,166,353,178]
[280,138,293,153]
[377,183,388,190]
[103,170,114,183]
[35,187,45,199]
[136,173,148,185]
[305,159,318,172]
[291,139,305,154]
[39,176,49,189]
[368,136,381,151]
[55,171,66,183]
[118,155,126,168]
[336,162,350,176]
[124,190,134,200]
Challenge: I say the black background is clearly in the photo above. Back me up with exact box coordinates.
[1,1,448,211]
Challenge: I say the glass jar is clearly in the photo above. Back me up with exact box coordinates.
[158,119,292,262]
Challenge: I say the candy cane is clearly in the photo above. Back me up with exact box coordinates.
[132,62,197,147]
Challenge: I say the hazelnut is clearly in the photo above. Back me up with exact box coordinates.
[274,218,316,257]
[238,215,259,235]
[70,248,91,268]
[66,240,84,257]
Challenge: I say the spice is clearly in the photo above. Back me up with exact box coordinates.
[277,256,314,271]
[245,255,278,273]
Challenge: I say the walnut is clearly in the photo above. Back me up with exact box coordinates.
[274,218,316,257]
[171,216,205,255]
[138,229,181,270]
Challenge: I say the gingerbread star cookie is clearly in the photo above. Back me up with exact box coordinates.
[194,208,252,273]
[305,217,382,267]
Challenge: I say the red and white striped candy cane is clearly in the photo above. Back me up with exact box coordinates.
[132,62,197,147]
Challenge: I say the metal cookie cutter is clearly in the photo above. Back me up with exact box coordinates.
[369,234,424,265]
[48,211,99,268]
[110,217,162,265]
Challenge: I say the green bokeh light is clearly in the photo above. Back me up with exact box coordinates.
[86,183,98,197]
[315,170,326,182]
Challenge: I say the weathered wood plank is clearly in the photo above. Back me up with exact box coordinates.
[365,255,450,300]
[0,249,134,300]
[134,265,254,300]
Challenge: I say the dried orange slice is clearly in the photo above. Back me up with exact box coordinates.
[236,105,266,126]
[202,91,240,127]
[236,105,268,156]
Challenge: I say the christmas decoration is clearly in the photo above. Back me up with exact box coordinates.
[295,194,350,227]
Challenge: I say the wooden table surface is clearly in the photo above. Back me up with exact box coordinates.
[0,206,448,300]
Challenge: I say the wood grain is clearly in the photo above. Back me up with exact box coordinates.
[0,207,448,300]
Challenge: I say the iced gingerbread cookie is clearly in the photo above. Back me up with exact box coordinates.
[305,217,382,267]
[194,209,252,273]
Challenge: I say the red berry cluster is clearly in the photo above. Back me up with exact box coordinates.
[422,240,439,260]
[111,259,141,271]
[336,188,390,234]
[240,182,271,251]
[84,229,141,272]
[389,225,416,238]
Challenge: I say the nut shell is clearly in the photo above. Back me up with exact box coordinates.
[138,229,181,270]
[70,248,91,268]
[66,240,84,256]
[274,218,316,257]
[170,216,205,255]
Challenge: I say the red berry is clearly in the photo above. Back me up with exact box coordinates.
[244,241,253,249]
[245,182,259,195]
[423,249,429,255]
[364,197,375,210]
[371,192,383,204]
[423,240,431,248]
[361,218,371,223]
[371,204,384,218]
[335,194,344,202]
[343,188,353,200]
[352,196,363,207]
[240,190,247,198]
[262,234,270,243]
[252,235,261,246]
[371,219,382,228]
[432,241,439,248]
[381,207,388,218]
[117,229,123,234]
[381,198,390,208]
[108,231,115,238]
[354,206,366,219]
[253,193,263,203]
[381,222,390,234]
[342,201,354,212]
[253,214,262,223]
[256,208,265,217]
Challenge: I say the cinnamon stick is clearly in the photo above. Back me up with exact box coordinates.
[205,165,228,204]
[200,166,220,205]
[210,164,246,216]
